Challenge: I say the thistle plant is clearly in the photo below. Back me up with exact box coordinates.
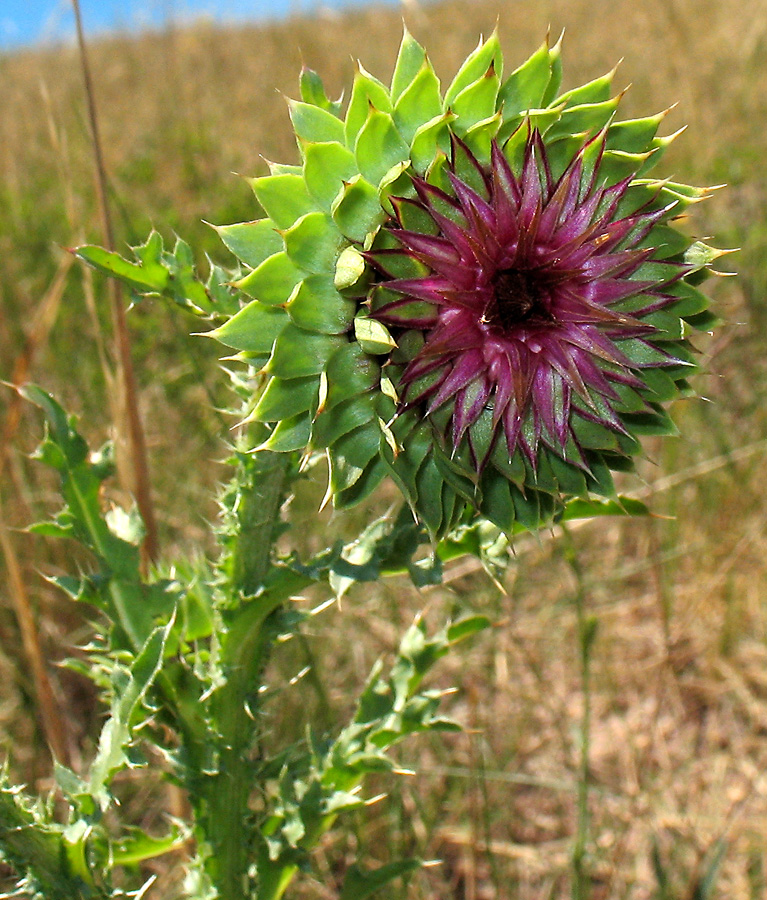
[1,27,723,900]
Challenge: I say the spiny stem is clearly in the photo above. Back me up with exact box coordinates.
[203,443,290,900]
[71,0,159,567]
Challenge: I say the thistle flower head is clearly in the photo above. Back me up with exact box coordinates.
[370,129,678,472]
[201,29,722,537]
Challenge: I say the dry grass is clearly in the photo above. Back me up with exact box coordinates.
[1,0,766,896]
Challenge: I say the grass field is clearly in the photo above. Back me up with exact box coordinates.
[2,0,767,896]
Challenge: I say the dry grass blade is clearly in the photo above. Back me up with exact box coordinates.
[0,503,70,765]
[0,253,73,482]
[0,255,73,767]
[71,0,159,567]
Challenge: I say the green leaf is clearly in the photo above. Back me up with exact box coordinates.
[112,824,188,865]
[541,35,563,106]
[340,859,423,900]
[554,67,616,107]
[303,141,359,212]
[334,245,367,289]
[683,240,730,273]
[252,375,320,422]
[560,495,650,521]
[667,280,710,317]
[75,243,168,294]
[479,472,516,534]
[390,27,427,102]
[265,322,345,378]
[450,64,501,134]
[345,64,393,147]
[322,342,380,410]
[409,112,454,173]
[328,422,382,492]
[497,105,564,150]
[288,98,346,143]
[497,39,552,118]
[461,112,502,165]
[393,60,443,144]
[207,301,288,352]
[235,251,305,304]
[443,31,502,108]
[545,97,621,142]
[331,175,386,243]
[250,173,314,230]
[214,218,283,269]
[354,314,396,354]
[313,396,377,449]
[260,413,312,452]
[283,211,347,274]
[23,388,175,649]
[88,617,174,808]
[355,108,410,186]
[300,66,342,115]
[607,111,666,153]
[286,273,356,334]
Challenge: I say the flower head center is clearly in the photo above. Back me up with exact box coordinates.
[486,268,552,331]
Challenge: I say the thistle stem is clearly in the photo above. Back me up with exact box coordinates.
[200,443,290,900]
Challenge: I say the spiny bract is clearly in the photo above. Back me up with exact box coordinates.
[209,29,722,538]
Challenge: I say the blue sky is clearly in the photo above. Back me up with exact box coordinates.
[1,0,403,48]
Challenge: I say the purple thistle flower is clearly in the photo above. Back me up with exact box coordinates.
[369,129,686,474]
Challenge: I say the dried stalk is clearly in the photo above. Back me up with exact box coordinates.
[0,505,70,765]
[71,0,159,565]
[0,257,74,766]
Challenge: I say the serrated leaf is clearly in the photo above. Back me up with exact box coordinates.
[75,244,168,294]
[88,617,174,807]
[112,824,188,866]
